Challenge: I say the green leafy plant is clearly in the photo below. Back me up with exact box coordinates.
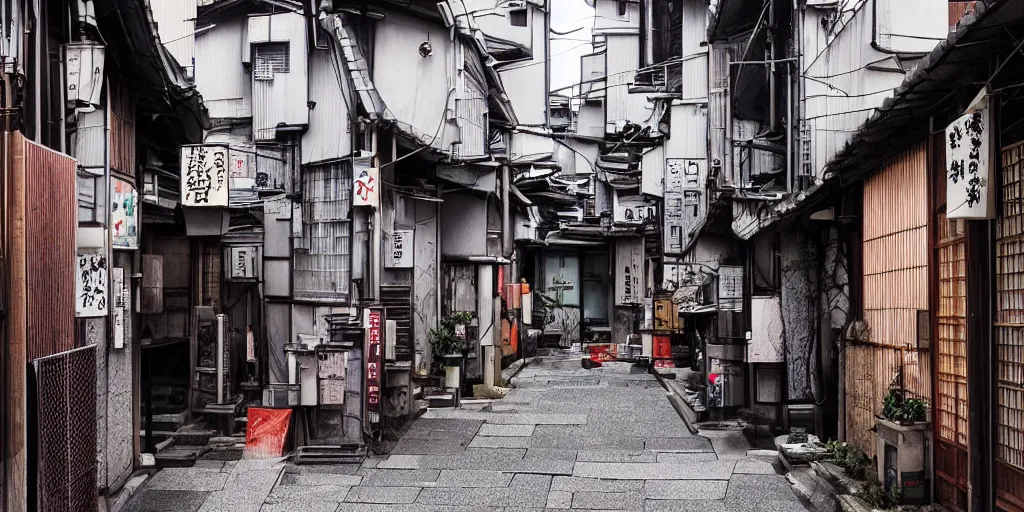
[859,473,902,509]
[429,312,474,375]
[882,388,928,424]
[825,440,872,480]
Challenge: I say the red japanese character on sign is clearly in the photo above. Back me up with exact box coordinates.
[355,170,377,205]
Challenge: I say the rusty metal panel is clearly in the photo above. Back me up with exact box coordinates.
[948,2,976,29]
[996,141,1024,507]
[109,75,136,177]
[30,346,97,512]
[22,136,78,361]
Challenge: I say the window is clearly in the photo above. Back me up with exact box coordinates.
[254,42,290,81]
[509,9,528,27]
[293,162,352,300]
[618,1,628,17]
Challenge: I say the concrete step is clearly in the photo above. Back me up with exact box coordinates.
[154,445,204,468]
[426,393,456,408]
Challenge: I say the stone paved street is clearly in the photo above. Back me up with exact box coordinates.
[122,351,812,511]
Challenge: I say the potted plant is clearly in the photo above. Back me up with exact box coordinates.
[882,388,928,425]
[429,312,474,388]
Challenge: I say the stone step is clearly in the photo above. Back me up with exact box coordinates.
[154,445,204,469]
[426,393,456,408]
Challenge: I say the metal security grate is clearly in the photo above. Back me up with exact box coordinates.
[254,42,290,80]
[31,346,97,512]
[294,162,352,300]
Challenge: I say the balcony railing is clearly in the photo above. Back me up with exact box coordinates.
[631,60,682,94]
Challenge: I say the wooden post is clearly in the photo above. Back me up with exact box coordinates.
[6,131,27,512]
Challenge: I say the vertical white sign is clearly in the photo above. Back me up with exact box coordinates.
[181,144,230,207]
[76,254,108,317]
[387,229,414,268]
[615,238,644,305]
[946,105,995,219]
[112,267,126,349]
[718,265,743,311]
[353,166,380,208]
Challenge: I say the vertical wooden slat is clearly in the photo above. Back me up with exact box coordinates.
[6,130,29,512]
[852,141,930,458]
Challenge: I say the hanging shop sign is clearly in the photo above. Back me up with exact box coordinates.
[180,144,230,207]
[749,296,784,363]
[64,42,105,111]
[365,308,384,425]
[945,99,995,219]
[111,178,139,250]
[718,265,743,312]
[228,246,259,280]
[112,267,127,349]
[613,193,656,223]
[353,154,379,208]
[386,229,414,268]
[75,253,108,318]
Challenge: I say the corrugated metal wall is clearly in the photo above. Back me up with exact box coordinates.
[21,136,78,361]
[251,13,310,141]
[996,140,1024,510]
[194,19,252,119]
[302,45,352,165]
[851,142,930,458]
[150,0,197,74]
[110,76,136,176]
[605,35,652,131]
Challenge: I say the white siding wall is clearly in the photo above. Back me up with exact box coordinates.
[303,45,352,164]
[373,11,458,152]
[249,13,309,141]
[150,0,197,75]
[497,8,549,126]
[605,35,652,132]
[594,0,641,34]
[194,19,252,119]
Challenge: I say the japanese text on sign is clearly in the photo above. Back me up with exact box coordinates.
[366,310,383,418]
[388,230,414,268]
[76,254,108,317]
[181,145,230,207]
[946,104,995,219]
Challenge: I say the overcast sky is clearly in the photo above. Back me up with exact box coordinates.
[549,0,595,93]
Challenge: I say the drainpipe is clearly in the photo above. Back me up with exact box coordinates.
[370,128,381,302]
[786,65,793,193]
[502,165,511,257]
[767,0,777,130]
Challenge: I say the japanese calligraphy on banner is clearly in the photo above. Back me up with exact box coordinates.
[945,103,995,219]
[365,308,383,424]
[615,238,644,305]
[181,144,229,207]
[353,158,379,208]
[718,265,743,311]
[386,230,414,268]
[111,178,139,250]
[614,193,656,223]
[76,253,107,317]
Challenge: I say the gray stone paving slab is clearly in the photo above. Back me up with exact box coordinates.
[573,461,736,480]
[702,430,753,460]
[344,485,422,504]
[524,447,578,461]
[260,500,342,512]
[570,491,644,510]
[576,449,657,463]
[505,458,575,475]
[644,437,714,452]
[122,490,210,512]
[279,471,362,487]
[643,499,732,512]
[357,469,441,487]
[485,413,589,425]
[655,452,721,464]
[434,470,514,488]
[392,438,470,455]
[377,448,527,470]
[415,487,548,508]
[547,490,572,509]
[528,435,585,449]
[477,424,536,437]
[734,459,778,474]
[199,490,269,512]
[468,435,531,449]
[145,469,228,492]
[644,480,728,500]
[509,473,553,489]
[265,483,352,502]
[724,474,809,512]
[337,505,504,512]
[550,476,645,493]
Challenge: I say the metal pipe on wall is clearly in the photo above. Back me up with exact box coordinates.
[502,165,511,257]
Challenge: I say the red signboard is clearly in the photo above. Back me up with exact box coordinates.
[366,309,383,423]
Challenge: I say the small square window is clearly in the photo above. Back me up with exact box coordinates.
[618,1,628,16]
[509,9,528,27]
[254,42,290,80]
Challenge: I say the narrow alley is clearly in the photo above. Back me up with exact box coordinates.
[122,351,808,512]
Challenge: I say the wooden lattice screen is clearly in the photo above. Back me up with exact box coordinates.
[932,133,969,511]
[996,141,1024,511]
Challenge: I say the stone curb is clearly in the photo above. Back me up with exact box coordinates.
[652,369,700,435]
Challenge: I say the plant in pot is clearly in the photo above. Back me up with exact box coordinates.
[429,312,474,385]
[882,388,928,425]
